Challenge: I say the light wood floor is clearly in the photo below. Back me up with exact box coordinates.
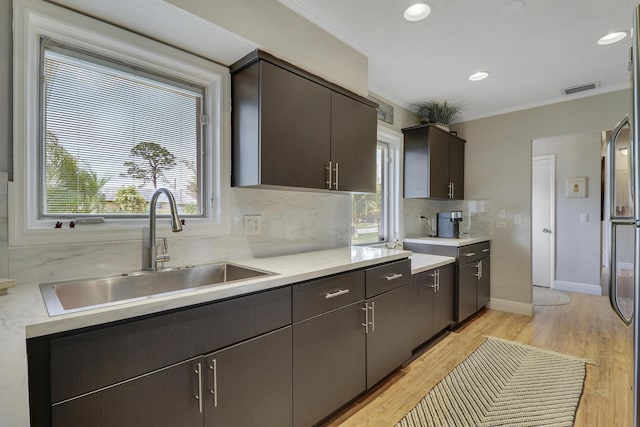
[324,293,634,427]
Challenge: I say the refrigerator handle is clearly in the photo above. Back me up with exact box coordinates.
[609,222,633,326]
[607,115,630,219]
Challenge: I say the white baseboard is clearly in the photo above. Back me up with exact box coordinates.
[554,280,602,296]
[488,298,534,316]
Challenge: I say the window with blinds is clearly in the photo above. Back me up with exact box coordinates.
[41,41,205,218]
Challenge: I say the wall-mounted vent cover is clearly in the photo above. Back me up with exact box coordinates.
[562,81,600,95]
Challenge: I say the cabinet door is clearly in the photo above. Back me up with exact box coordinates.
[449,136,465,199]
[52,358,202,427]
[458,262,478,323]
[427,127,451,199]
[330,92,377,192]
[260,61,331,189]
[433,264,455,333]
[477,257,490,310]
[366,285,413,388]
[293,302,366,426]
[204,327,292,427]
[412,272,435,348]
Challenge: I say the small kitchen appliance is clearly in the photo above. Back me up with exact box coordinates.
[437,210,462,238]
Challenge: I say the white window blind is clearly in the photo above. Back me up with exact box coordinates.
[41,42,205,218]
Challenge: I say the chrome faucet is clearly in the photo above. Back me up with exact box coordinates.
[147,188,183,270]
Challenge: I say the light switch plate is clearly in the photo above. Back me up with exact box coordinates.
[244,215,262,235]
[514,215,522,225]
[499,209,506,219]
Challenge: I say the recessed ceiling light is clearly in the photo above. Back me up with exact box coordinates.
[468,71,489,81]
[404,3,431,22]
[597,31,627,45]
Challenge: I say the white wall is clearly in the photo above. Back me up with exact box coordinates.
[452,89,631,304]
[166,0,369,96]
[532,131,602,293]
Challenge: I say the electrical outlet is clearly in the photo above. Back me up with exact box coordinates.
[499,209,506,219]
[580,213,589,223]
[514,215,522,225]
[495,222,507,228]
[244,215,262,235]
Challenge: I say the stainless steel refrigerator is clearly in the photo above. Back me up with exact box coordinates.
[605,6,640,426]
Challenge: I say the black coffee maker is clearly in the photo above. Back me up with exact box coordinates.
[437,210,463,238]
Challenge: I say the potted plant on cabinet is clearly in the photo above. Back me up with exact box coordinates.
[414,99,462,132]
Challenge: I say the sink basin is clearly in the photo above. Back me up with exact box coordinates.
[40,262,274,316]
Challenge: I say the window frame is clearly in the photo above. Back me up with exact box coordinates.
[351,124,403,246]
[11,0,231,246]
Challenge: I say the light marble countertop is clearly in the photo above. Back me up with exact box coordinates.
[1,245,426,427]
[404,236,491,247]
[410,253,456,274]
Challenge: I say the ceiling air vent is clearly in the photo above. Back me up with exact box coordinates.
[562,81,600,95]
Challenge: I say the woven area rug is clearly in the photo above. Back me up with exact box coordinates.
[532,286,571,306]
[395,337,586,427]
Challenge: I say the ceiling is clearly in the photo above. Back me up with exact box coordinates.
[278,0,636,122]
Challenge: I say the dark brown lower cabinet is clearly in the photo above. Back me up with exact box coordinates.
[365,284,413,388]
[458,261,479,322]
[204,327,292,427]
[293,302,366,427]
[458,256,491,322]
[51,327,292,427]
[52,357,202,427]
[412,263,454,348]
[477,257,490,310]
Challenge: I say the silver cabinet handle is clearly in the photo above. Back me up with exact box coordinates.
[325,289,350,299]
[195,362,203,414]
[326,161,333,189]
[436,270,440,291]
[463,252,476,257]
[482,248,490,253]
[361,303,369,333]
[447,182,453,198]
[369,301,375,332]
[209,359,218,408]
[334,162,339,190]
[452,182,455,198]
[475,261,483,280]
[385,273,404,281]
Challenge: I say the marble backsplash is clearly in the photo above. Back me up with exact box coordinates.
[1,174,351,285]
[403,198,492,239]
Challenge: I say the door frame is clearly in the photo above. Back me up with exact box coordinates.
[532,154,556,288]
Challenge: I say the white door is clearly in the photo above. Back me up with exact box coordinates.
[532,155,555,287]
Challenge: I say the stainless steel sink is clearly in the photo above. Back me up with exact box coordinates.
[40,262,274,316]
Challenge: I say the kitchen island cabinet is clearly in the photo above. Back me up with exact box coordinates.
[231,50,377,193]
[403,124,465,199]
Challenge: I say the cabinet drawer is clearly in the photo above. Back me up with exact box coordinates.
[365,259,411,298]
[293,270,365,322]
[51,286,291,403]
[458,241,490,264]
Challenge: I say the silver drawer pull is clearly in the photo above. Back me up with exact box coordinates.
[325,289,350,299]
[482,248,490,253]
[463,252,476,257]
[385,273,404,281]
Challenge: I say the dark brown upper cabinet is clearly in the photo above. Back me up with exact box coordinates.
[231,50,377,193]
[403,124,465,199]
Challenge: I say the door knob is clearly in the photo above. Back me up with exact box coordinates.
[542,228,551,233]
